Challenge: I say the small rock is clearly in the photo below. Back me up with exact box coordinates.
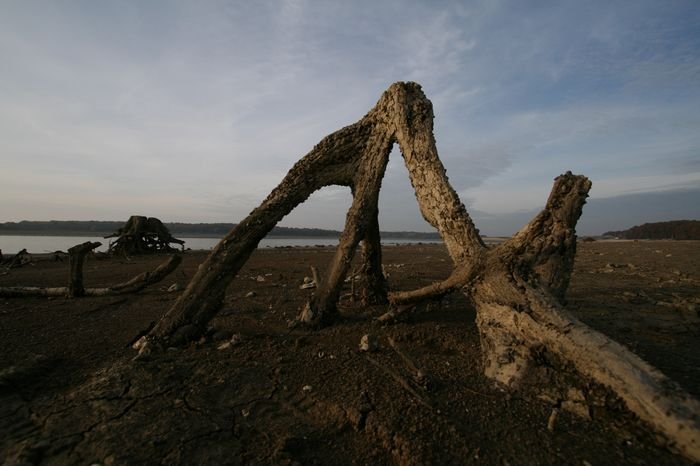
[359,334,379,352]
[547,407,559,432]
[133,341,155,361]
[217,341,232,350]
[132,336,147,350]
[302,385,313,392]
[167,283,183,292]
[256,275,266,282]
[245,291,257,298]
[217,333,242,350]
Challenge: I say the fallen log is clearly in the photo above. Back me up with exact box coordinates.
[0,240,181,298]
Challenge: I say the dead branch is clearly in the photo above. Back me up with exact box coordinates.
[84,255,182,296]
[0,246,182,299]
[387,337,428,387]
[365,354,432,410]
[375,304,416,324]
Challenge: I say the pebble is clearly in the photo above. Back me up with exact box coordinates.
[167,283,183,292]
[359,334,379,352]
[217,333,242,350]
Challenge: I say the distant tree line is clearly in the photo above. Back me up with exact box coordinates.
[604,220,700,240]
[0,220,440,240]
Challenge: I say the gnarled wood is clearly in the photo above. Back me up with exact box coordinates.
[150,82,482,339]
[107,216,184,256]
[143,82,699,462]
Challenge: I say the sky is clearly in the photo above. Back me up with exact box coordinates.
[1,0,698,236]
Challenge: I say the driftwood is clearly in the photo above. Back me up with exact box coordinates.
[142,82,699,461]
[106,216,184,255]
[0,241,181,298]
[4,248,32,270]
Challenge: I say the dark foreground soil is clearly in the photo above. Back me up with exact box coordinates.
[1,241,698,465]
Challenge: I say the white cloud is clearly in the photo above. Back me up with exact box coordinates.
[0,0,698,234]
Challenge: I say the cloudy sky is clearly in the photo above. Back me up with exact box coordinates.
[1,0,698,235]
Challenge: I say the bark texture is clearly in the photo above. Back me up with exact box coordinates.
[151,82,481,340]
[145,82,699,461]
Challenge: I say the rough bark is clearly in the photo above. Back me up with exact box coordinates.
[150,82,481,340]
[142,82,699,461]
[358,209,388,306]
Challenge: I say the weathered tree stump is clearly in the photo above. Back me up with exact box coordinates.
[106,216,184,255]
[68,241,101,297]
[143,82,699,461]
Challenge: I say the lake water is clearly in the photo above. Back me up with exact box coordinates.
[0,235,442,254]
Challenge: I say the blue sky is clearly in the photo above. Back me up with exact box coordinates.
[1,0,698,235]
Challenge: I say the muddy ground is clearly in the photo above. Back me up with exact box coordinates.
[0,240,698,465]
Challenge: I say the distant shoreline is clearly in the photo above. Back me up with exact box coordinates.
[0,220,442,240]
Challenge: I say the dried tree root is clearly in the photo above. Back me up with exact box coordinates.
[141,82,699,461]
[365,354,432,410]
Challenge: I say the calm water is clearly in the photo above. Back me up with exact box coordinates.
[0,235,442,254]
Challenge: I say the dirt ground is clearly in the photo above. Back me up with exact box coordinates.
[0,240,698,465]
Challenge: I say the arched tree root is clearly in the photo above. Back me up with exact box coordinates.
[143,82,699,462]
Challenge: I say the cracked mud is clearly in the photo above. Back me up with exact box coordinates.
[1,241,699,464]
